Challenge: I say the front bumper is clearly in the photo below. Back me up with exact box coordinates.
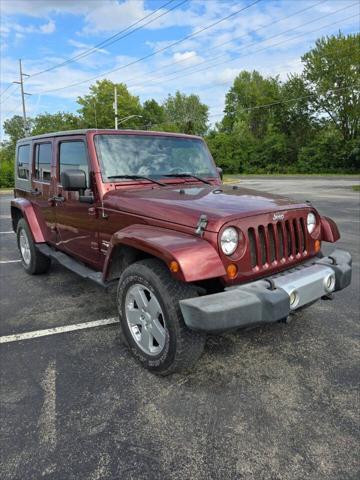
[180,249,352,332]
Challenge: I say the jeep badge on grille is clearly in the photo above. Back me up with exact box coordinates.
[273,212,285,221]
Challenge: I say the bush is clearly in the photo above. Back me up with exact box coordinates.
[0,144,15,188]
[0,160,14,188]
[297,129,359,173]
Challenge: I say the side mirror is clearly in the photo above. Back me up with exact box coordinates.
[217,167,223,180]
[61,169,87,191]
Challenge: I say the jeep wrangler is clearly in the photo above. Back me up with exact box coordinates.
[11,129,352,375]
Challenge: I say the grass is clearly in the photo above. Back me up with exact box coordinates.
[0,188,13,195]
[352,185,360,192]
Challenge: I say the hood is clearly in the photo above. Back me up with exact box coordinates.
[103,184,308,231]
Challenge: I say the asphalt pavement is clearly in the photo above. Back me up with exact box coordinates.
[0,176,359,480]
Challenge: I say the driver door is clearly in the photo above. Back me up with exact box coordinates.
[53,137,102,269]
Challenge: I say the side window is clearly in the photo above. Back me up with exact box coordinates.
[17,144,30,179]
[35,143,52,182]
[59,141,89,186]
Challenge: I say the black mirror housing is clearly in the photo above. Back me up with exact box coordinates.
[216,167,223,180]
[61,169,87,191]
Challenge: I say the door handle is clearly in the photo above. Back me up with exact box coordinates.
[88,207,96,216]
[30,189,41,196]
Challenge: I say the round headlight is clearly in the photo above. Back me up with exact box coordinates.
[307,212,316,234]
[221,227,239,255]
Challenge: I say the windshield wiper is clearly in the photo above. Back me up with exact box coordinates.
[163,173,211,185]
[107,175,166,186]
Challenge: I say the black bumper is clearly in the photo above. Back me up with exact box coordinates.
[179,249,352,332]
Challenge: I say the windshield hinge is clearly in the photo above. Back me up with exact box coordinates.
[195,214,208,237]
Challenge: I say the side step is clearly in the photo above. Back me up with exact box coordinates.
[36,243,113,288]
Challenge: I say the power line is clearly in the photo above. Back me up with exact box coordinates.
[124,0,327,89]
[195,48,356,114]
[162,14,358,96]
[28,0,184,78]
[35,0,262,94]
[207,84,359,119]
[0,84,14,97]
[127,1,356,91]
[0,87,19,105]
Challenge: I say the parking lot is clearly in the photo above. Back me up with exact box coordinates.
[1,176,359,480]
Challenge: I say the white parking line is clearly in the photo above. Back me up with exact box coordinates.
[0,231,14,234]
[0,260,21,264]
[0,317,119,344]
[0,215,11,219]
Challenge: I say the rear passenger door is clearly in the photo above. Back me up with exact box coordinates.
[31,140,57,243]
[53,137,102,268]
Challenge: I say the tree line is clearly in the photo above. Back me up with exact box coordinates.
[0,32,358,187]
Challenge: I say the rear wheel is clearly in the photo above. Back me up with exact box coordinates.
[117,258,206,375]
[17,218,51,274]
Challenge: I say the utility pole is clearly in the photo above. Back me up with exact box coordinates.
[13,59,31,136]
[113,85,118,129]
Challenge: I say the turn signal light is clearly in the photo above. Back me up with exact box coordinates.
[314,240,321,253]
[169,261,180,273]
[226,263,238,279]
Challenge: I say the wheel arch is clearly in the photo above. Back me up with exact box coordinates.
[103,224,226,283]
[11,198,45,243]
[320,216,340,243]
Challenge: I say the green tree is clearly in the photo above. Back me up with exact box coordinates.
[222,70,281,137]
[162,91,208,135]
[32,112,83,136]
[77,79,143,129]
[302,32,360,141]
[0,143,15,187]
[297,126,359,173]
[0,115,32,187]
[3,115,32,147]
[142,99,165,129]
[275,74,315,167]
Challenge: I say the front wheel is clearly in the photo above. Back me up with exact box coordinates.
[17,218,51,274]
[117,258,206,375]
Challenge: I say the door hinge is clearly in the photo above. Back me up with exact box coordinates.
[195,214,208,237]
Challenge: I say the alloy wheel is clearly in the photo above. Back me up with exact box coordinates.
[19,228,31,266]
[125,283,167,356]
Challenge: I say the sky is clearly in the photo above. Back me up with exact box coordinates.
[0,0,359,139]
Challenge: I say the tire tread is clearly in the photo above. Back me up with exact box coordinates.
[118,258,206,375]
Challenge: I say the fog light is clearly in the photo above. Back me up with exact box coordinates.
[324,273,335,292]
[289,289,299,309]
[226,263,238,279]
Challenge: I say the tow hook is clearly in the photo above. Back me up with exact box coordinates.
[279,316,291,324]
[322,293,334,300]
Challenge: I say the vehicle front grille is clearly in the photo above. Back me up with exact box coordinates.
[248,217,308,268]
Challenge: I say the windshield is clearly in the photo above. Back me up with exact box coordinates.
[94,134,217,181]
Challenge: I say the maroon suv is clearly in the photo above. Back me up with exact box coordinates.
[11,129,352,374]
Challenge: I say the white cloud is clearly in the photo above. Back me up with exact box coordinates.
[68,39,110,57]
[1,0,359,137]
[1,0,91,17]
[2,19,57,38]
[40,20,56,34]
[172,51,201,66]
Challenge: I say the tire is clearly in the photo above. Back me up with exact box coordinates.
[17,218,51,275]
[117,258,206,375]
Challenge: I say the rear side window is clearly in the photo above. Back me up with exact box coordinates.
[17,144,30,179]
[59,141,89,185]
[35,143,52,182]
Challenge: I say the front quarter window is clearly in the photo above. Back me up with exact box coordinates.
[94,134,217,181]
